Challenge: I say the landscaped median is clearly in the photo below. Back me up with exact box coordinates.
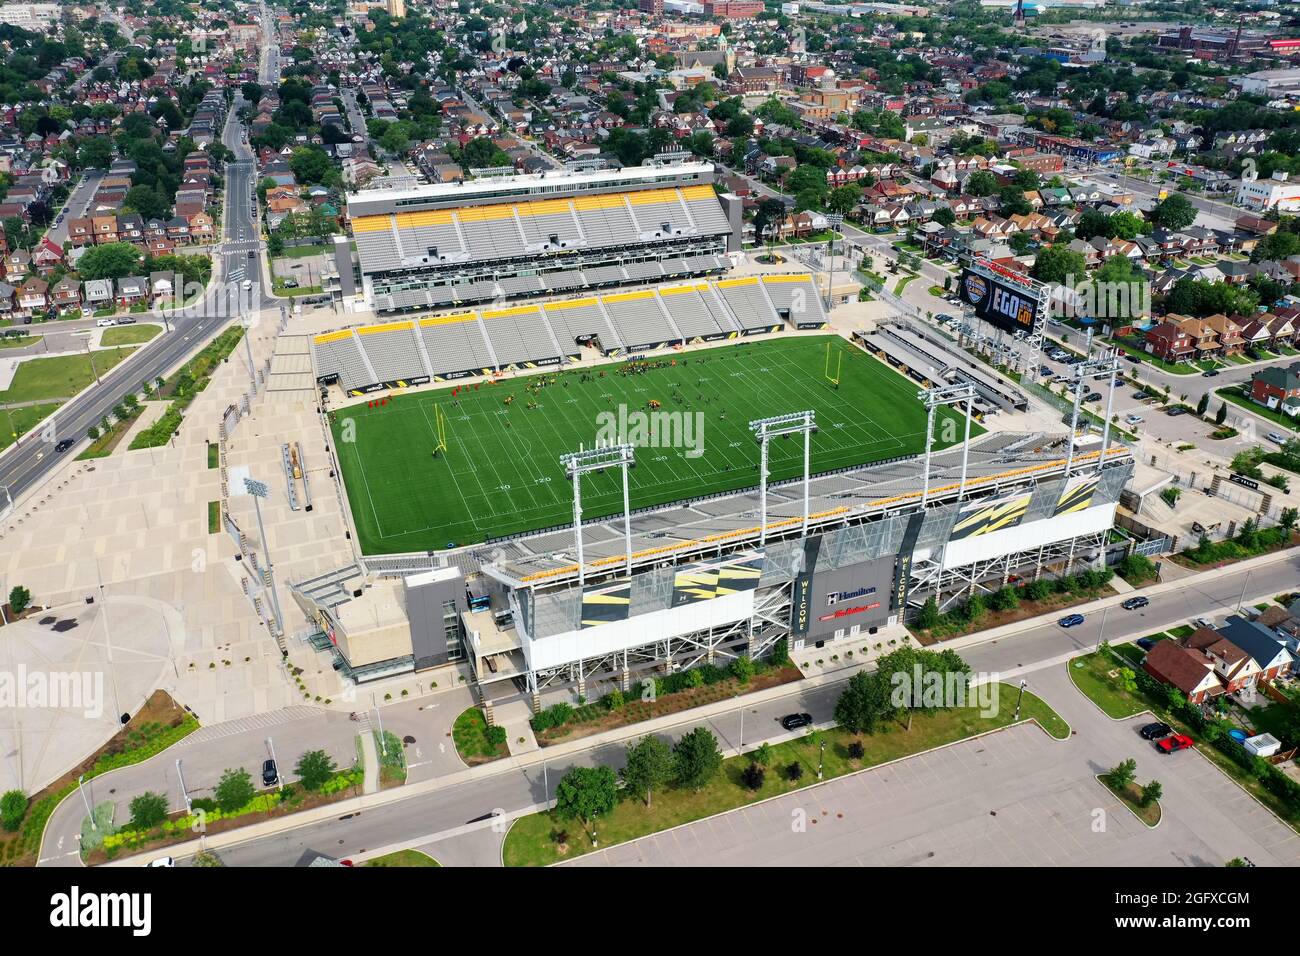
[502,675,1068,867]
[1,691,198,867]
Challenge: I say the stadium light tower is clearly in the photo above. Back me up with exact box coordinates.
[749,411,817,544]
[918,382,977,506]
[561,443,636,587]
[1065,340,1123,478]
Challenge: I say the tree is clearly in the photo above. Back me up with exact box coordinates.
[752,742,773,767]
[752,197,786,246]
[1215,401,1227,426]
[965,170,998,197]
[1105,757,1137,790]
[621,735,672,809]
[124,184,168,221]
[289,145,331,185]
[673,726,722,790]
[294,750,336,791]
[554,765,617,826]
[834,670,891,735]
[1032,245,1087,285]
[128,791,169,830]
[1151,193,1196,230]
[1196,392,1209,417]
[741,762,765,790]
[916,595,941,630]
[0,790,27,832]
[8,586,31,615]
[77,242,142,280]
[1281,507,1298,532]
[214,767,255,813]
[77,135,114,171]
[1140,779,1163,807]
[86,425,100,441]
[932,207,956,227]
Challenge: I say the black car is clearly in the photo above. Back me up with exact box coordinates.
[1084,392,1102,402]
[248,250,255,258]
[1166,406,1187,416]
[1121,596,1150,611]
[1135,637,1158,651]
[262,758,278,787]
[54,438,75,453]
[780,712,813,732]
[1140,722,1173,741]
[1202,369,1220,378]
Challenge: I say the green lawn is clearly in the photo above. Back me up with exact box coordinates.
[0,335,37,350]
[279,243,328,258]
[100,324,161,347]
[1099,776,1161,827]
[0,348,136,404]
[332,336,981,553]
[1068,651,1148,719]
[452,708,508,765]
[1217,388,1297,435]
[0,402,63,451]
[503,684,1067,866]
[364,849,439,867]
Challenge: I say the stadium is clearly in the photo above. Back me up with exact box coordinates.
[330,156,743,314]
[291,162,1134,706]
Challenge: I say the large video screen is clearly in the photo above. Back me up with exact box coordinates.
[960,267,1041,335]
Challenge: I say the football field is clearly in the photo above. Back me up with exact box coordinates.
[330,335,982,554]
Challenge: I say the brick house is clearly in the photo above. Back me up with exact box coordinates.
[1142,639,1224,705]
[1247,360,1300,415]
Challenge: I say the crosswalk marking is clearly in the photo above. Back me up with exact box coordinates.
[179,705,323,746]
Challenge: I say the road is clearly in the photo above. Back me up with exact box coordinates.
[0,102,266,509]
[105,552,1295,868]
[0,3,285,511]
[44,172,103,248]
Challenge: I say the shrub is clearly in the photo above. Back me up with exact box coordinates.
[847,741,865,761]
[603,689,625,711]
[485,725,507,747]
[8,586,31,615]
[786,762,804,782]
[741,762,765,791]
[128,791,169,831]
[730,654,755,684]
[0,790,27,832]
[295,750,337,792]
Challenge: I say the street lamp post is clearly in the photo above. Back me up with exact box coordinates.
[1013,679,1028,721]
[78,775,96,831]
[242,477,284,637]
[176,758,192,813]
[817,738,825,780]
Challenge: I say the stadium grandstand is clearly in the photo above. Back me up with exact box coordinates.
[336,158,743,314]
[293,427,1134,695]
[311,274,826,394]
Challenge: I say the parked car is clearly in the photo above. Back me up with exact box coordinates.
[780,712,813,731]
[936,313,956,324]
[1201,369,1219,378]
[1157,733,1195,753]
[1267,432,1288,445]
[1166,407,1187,417]
[1058,613,1086,628]
[95,318,114,327]
[1084,392,1102,403]
[1121,596,1149,611]
[1125,414,1143,425]
[1193,617,1213,630]
[261,758,278,787]
[1140,722,1172,740]
[1132,391,1150,400]
[1135,637,1159,651]
[115,316,136,325]
[54,438,74,453]
[1039,366,1054,378]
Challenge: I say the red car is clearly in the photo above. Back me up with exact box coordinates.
[1157,733,1194,754]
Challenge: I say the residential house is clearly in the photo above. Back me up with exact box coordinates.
[1247,361,1300,415]
[1217,615,1296,684]
[1143,320,1196,364]
[115,275,147,307]
[1142,639,1224,705]
[1181,626,1263,694]
[16,276,48,317]
[51,276,80,313]
[82,278,113,311]
[1204,314,1245,355]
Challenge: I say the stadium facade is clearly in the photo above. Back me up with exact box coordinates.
[292,429,1133,703]
[333,158,744,314]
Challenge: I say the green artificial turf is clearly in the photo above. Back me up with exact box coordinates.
[331,335,982,553]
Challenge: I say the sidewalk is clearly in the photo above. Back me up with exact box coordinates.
[101,544,1300,866]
